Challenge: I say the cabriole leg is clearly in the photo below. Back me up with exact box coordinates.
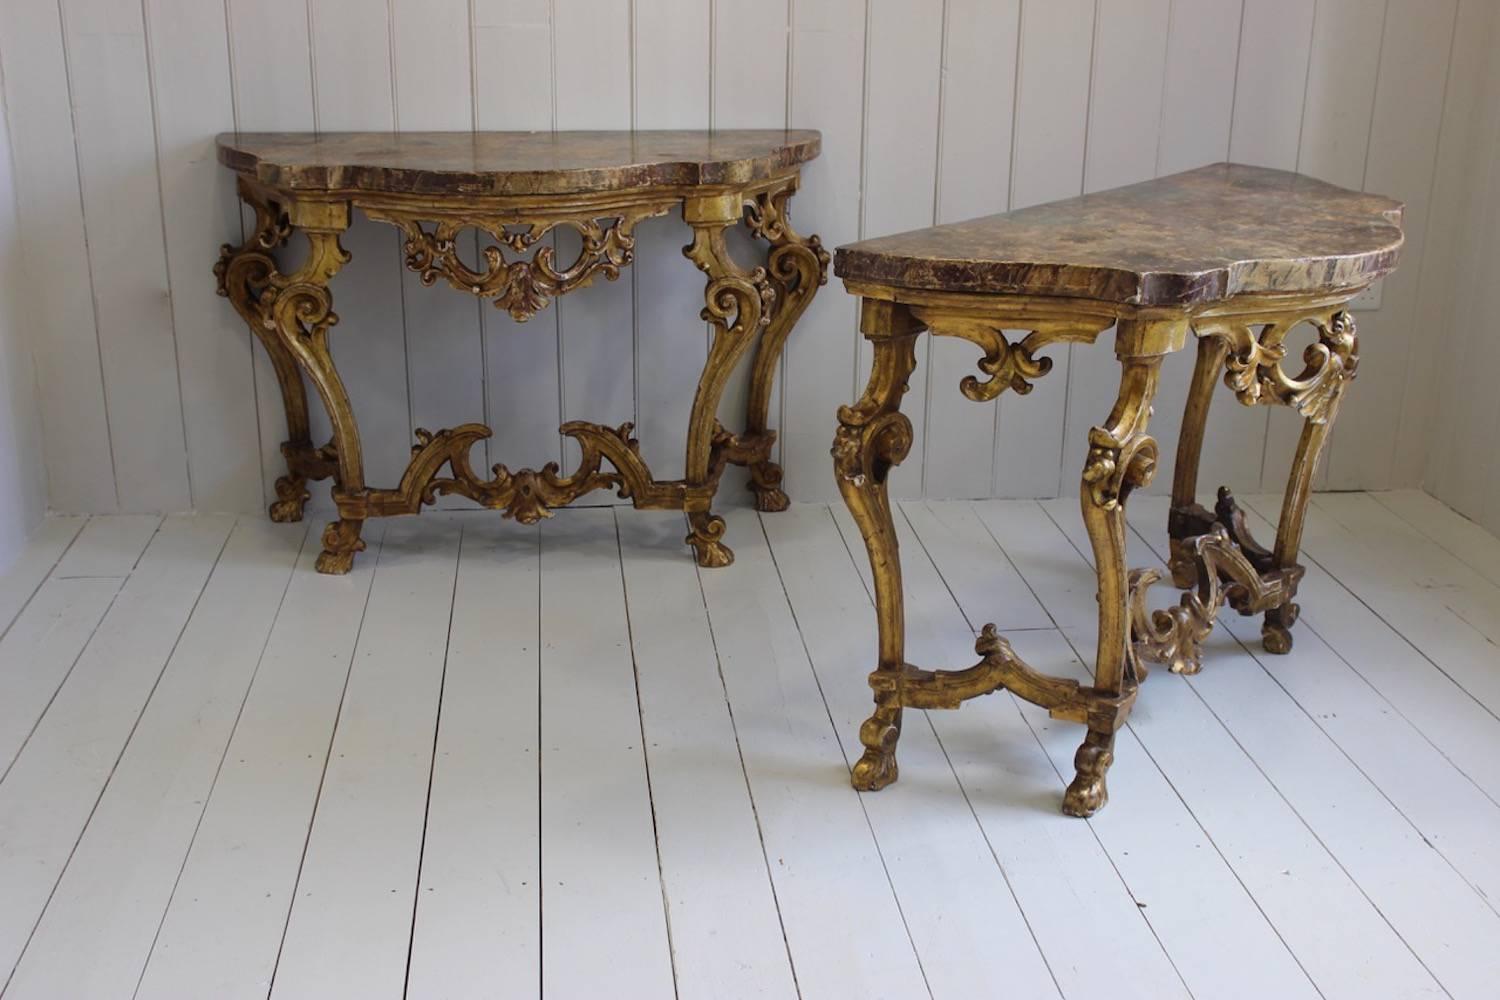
[1067,339,1166,817]
[1263,311,1358,652]
[834,300,923,791]
[1168,335,1229,588]
[740,182,829,511]
[265,217,364,575]
[681,195,776,567]
[217,180,324,523]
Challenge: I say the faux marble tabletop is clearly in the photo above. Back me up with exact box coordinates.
[835,164,1403,306]
[217,130,821,196]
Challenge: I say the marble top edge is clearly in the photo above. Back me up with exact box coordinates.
[834,164,1404,307]
[216,129,822,195]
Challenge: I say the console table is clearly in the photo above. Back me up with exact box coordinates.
[832,164,1402,816]
[215,130,827,573]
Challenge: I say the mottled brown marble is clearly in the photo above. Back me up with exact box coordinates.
[835,164,1404,306]
[217,130,821,196]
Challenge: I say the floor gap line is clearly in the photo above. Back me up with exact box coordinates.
[760,508,935,1000]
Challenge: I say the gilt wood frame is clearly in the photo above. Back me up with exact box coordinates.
[835,285,1364,817]
[215,139,827,574]
[830,162,1401,817]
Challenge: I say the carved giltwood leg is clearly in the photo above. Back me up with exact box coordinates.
[216,179,323,523]
[1168,335,1229,588]
[682,195,775,567]
[1067,330,1168,817]
[740,182,830,511]
[834,301,923,791]
[1262,310,1358,652]
[254,204,365,575]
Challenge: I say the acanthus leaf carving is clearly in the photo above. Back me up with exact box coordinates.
[377,420,663,524]
[911,313,1112,402]
[1218,309,1359,422]
[1130,523,1303,677]
[361,201,674,322]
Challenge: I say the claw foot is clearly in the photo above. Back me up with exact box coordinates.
[315,519,365,575]
[749,462,790,512]
[751,484,791,513]
[851,713,901,791]
[268,475,310,523]
[687,514,734,568]
[1262,602,1298,654]
[1061,731,1114,817]
[1260,602,1296,656]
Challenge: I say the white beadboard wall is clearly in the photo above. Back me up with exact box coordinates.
[1418,0,1500,535]
[0,0,1483,517]
[0,58,48,566]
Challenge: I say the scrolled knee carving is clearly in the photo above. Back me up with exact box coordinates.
[833,410,914,490]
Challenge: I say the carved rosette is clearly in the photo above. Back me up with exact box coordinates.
[1218,309,1359,422]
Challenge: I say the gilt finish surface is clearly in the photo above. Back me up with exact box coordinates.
[215,130,826,573]
[832,163,1402,817]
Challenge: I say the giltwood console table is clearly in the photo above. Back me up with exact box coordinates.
[833,164,1402,816]
[215,130,826,573]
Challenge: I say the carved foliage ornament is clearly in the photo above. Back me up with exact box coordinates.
[1081,359,1161,511]
[381,420,660,524]
[366,207,665,322]
[1130,521,1302,677]
[1219,309,1359,422]
[913,314,1112,402]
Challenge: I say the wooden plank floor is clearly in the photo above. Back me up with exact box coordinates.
[0,491,1496,999]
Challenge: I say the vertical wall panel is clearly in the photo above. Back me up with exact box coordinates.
[0,64,49,558]
[227,0,319,509]
[632,0,710,483]
[554,0,634,477]
[1060,0,1171,501]
[61,0,191,511]
[473,0,562,473]
[1327,0,1456,491]
[921,0,1020,500]
[0,0,117,512]
[308,0,412,493]
[145,0,261,513]
[1471,112,1500,535]
[1,0,1484,513]
[1258,0,1385,493]
[781,0,866,503]
[1197,0,1316,498]
[1148,0,1244,501]
[1425,52,1500,520]
[1228,0,1317,169]
[393,0,486,507]
[713,0,790,499]
[859,0,943,500]
[993,0,1096,498]
[1156,0,1243,176]
[1403,0,1497,499]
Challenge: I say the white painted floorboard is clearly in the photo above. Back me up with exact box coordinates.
[0,496,1495,999]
